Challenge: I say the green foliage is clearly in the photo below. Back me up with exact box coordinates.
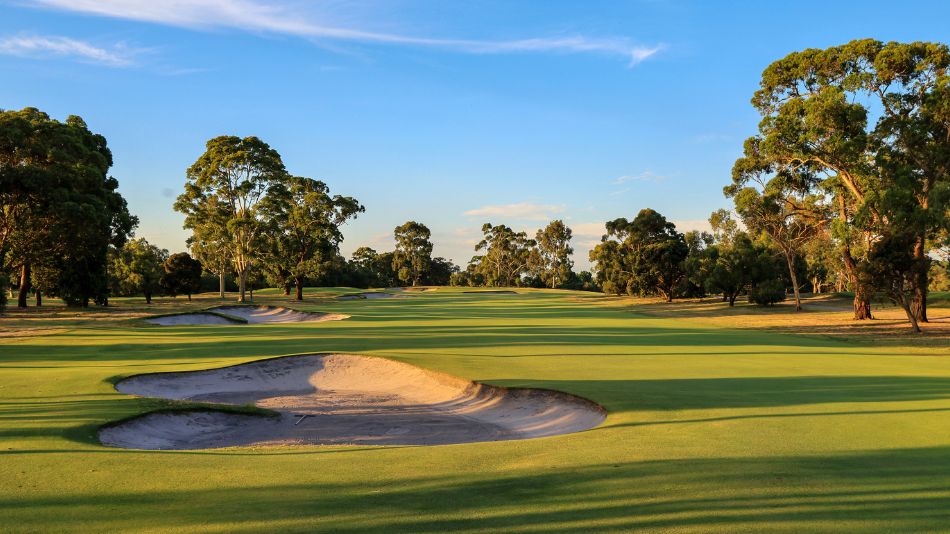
[160,252,203,299]
[534,220,574,288]
[392,221,433,286]
[706,234,777,306]
[590,209,689,301]
[0,107,137,307]
[259,176,363,298]
[175,136,288,301]
[749,279,787,306]
[472,223,536,287]
[110,238,168,303]
[730,39,950,322]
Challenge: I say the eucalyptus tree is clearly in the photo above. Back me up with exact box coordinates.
[589,209,688,301]
[0,107,136,307]
[261,176,363,300]
[730,39,950,320]
[705,233,775,306]
[535,220,574,288]
[160,252,203,301]
[111,238,168,304]
[392,221,433,286]
[731,187,825,311]
[474,223,536,287]
[175,136,288,302]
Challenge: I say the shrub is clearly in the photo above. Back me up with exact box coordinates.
[750,280,787,306]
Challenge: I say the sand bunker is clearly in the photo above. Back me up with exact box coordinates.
[100,354,605,450]
[145,306,348,326]
[336,292,405,300]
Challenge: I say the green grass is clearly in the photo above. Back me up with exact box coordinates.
[2,287,949,532]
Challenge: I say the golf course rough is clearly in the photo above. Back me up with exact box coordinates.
[99,353,606,449]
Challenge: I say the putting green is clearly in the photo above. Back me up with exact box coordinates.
[1,288,949,532]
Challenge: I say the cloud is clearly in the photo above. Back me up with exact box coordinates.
[463,202,565,221]
[0,34,138,66]
[671,219,713,233]
[611,171,667,185]
[571,222,606,238]
[28,0,663,65]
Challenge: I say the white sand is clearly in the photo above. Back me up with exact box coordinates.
[100,354,605,450]
[337,293,406,300]
[145,306,349,326]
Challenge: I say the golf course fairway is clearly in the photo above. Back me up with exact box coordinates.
[1,288,949,532]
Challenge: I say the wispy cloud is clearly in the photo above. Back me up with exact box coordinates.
[611,171,667,185]
[0,34,138,66]
[28,0,663,65]
[464,202,565,221]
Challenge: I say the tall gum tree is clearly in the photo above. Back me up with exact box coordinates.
[175,136,287,302]
[261,176,363,300]
[392,221,433,287]
[535,220,574,288]
[731,39,949,321]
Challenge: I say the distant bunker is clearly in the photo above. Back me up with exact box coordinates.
[99,354,605,450]
[336,292,407,300]
[145,306,348,326]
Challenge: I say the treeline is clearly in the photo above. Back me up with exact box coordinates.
[0,108,137,309]
[725,39,950,332]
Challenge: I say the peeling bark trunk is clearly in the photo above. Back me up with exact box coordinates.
[17,262,30,308]
[841,245,872,320]
[238,269,248,302]
[911,237,928,323]
[218,271,225,300]
[895,293,921,333]
[784,251,802,311]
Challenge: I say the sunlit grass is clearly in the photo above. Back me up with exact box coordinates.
[1,288,949,532]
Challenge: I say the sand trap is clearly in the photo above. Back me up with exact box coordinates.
[100,354,605,450]
[336,292,405,300]
[146,306,348,326]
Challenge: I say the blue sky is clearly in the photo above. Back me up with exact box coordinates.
[3,0,950,269]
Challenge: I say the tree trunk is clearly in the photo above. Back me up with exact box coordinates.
[284,282,291,296]
[187,294,192,302]
[911,237,928,323]
[145,291,152,304]
[841,245,872,320]
[17,262,30,308]
[35,290,41,307]
[295,277,304,301]
[784,251,802,311]
[219,271,225,300]
[895,293,921,333]
[728,293,736,306]
[853,285,872,320]
[238,269,247,302]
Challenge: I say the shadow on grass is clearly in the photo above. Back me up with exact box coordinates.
[2,447,950,532]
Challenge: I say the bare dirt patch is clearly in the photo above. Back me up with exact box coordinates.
[99,354,605,450]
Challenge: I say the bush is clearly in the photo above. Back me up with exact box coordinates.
[749,280,787,306]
